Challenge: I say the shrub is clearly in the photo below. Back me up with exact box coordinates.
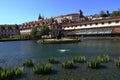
[73,56,86,63]
[62,60,74,69]
[0,67,24,79]
[97,55,110,63]
[33,63,52,75]
[22,59,34,67]
[115,57,120,68]
[87,59,101,69]
[48,57,59,64]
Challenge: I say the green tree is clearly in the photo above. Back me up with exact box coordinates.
[56,30,64,39]
[30,27,38,38]
[39,25,50,38]
[110,10,120,17]
[100,10,107,17]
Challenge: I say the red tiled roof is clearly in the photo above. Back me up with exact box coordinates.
[20,18,54,29]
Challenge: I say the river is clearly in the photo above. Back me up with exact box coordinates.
[0,40,120,80]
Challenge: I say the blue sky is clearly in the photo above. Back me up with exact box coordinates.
[0,0,120,24]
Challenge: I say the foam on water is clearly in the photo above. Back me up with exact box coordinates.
[58,49,70,52]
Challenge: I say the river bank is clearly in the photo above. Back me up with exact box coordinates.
[0,38,32,42]
[0,37,120,43]
[80,37,120,40]
[37,38,81,44]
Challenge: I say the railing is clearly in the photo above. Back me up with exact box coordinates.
[76,28,113,35]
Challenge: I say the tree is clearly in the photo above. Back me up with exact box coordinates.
[30,27,38,38]
[39,25,50,38]
[110,10,120,17]
[100,10,107,17]
[93,14,99,18]
[56,30,64,39]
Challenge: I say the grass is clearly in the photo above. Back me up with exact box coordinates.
[0,65,2,70]
[115,57,120,68]
[33,63,52,75]
[87,59,101,69]
[0,55,117,79]
[73,56,86,63]
[0,66,24,80]
[22,59,34,67]
[97,55,110,63]
[62,60,74,69]
[48,57,59,64]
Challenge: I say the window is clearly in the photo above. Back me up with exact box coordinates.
[108,21,111,24]
[74,25,77,27]
[115,21,119,23]
[90,23,92,26]
[53,32,55,35]
[101,22,104,25]
[84,24,87,26]
[67,26,69,28]
[95,23,98,25]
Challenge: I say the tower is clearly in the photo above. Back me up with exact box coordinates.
[38,14,42,20]
[78,10,84,18]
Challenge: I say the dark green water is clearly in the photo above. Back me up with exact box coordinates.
[0,40,120,80]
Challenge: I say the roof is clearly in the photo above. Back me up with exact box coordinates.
[62,17,120,27]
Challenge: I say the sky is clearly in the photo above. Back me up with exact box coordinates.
[0,0,120,24]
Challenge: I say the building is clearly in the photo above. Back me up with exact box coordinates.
[54,10,85,23]
[19,18,63,38]
[19,11,120,39]
[62,17,120,37]
[0,24,20,38]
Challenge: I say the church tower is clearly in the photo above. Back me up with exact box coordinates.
[78,10,84,18]
[38,14,42,20]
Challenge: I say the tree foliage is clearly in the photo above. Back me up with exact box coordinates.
[99,10,111,17]
[56,30,64,39]
[99,10,107,17]
[39,25,50,36]
[110,10,120,17]
[30,25,50,39]
[30,27,38,38]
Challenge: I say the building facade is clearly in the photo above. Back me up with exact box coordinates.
[19,15,120,38]
[0,25,20,38]
[2,11,119,39]
[19,18,63,38]
[62,17,120,37]
[54,10,85,23]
